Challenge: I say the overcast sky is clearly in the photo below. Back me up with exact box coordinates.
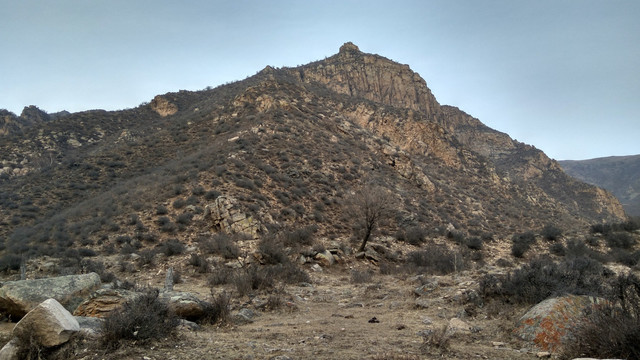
[1,1,638,160]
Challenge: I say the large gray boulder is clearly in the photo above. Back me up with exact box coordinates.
[0,273,101,319]
[13,298,80,347]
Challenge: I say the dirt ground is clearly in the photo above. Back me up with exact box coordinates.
[0,260,547,360]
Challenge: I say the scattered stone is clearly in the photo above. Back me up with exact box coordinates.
[536,351,551,358]
[314,250,335,266]
[445,317,472,336]
[233,308,259,324]
[310,264,323,272]
[421,316,433,325]
[414,298,431,309]
[492,341,506,347]
[0,273,101,318]
[13,298,80,347]
[346,303,364,308]
[177,319,201,331]
[414,280,438,296]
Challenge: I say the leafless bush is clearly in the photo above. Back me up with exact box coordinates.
[199,291,230,325]
[100,289,178,349]
[420,326,450,355]
[562,274,640,359]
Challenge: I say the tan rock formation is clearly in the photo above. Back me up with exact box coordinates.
[204,196,263,238]
[293,42,441,117]
[150,95,178,117]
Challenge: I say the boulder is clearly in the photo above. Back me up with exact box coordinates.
[314,250,335,266]
[232,308,258,324]
[13,298,80,347]
[159,291,208,320]
[73,288,141,318]
[0,273,101,319]
[515,295,607,352]
[74,316,104,338]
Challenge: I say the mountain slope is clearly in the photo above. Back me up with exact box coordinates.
[560,155,640,216]
[0,43,625,262]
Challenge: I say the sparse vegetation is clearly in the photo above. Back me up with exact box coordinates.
[405,246,466,275]
[480,256,613,304]
[511,231,536,258]
[562,274,640,359]
[100,289,179,349]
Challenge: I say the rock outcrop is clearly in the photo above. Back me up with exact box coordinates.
[150,95,178,117]
[204,196,263,238]
[293,42,440,117]
[0,273,101,318]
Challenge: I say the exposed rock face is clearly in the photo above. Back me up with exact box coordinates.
[19,105,51,126]
[0,273,101,318]
[0,106,52,136]
[150,95,178,117]
[204,196,263,238]
[293,42,440,117]
[289,42,626,227]
[13,298,80,347]
[515,295,606,352]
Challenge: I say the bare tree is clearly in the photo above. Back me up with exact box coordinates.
[348,186,394,253]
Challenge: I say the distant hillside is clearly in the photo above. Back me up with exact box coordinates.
[0,42,625,262]
[560,155,640,216]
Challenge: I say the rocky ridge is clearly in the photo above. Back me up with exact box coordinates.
[560,155,640,216]
[0,42,627,259]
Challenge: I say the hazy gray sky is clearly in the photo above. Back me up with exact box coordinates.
[1,1,638,160]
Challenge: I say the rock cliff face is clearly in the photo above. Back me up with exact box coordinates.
[290,43,626,223]
[293,42,440,117]
[150,95,178,117]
